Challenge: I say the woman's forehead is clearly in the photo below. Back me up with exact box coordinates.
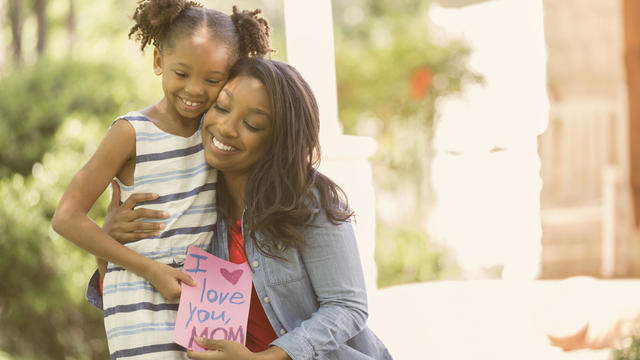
[222,77,271,114]
[224,75,265,94]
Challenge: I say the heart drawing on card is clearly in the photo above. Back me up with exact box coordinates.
[220,268,243,285]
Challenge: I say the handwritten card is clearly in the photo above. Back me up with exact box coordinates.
[173,245,252,351]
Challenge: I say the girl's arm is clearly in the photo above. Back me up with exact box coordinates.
[52,120,194,299]
[271,211,368,360]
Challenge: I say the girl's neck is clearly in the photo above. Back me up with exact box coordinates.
[223,172,247,221]
[142,99,199,137]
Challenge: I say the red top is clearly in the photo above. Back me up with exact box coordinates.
[229,220,278,353]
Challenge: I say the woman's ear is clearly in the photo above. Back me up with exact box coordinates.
[153,47,163,76]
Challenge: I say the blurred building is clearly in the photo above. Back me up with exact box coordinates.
[539,0,640,278]
[429,0,640,280]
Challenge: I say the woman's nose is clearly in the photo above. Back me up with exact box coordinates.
[217,116,239,138]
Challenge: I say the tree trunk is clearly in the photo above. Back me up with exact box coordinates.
[624,0,640,226]
[0,0,6,73]
[34,0,46,56]
[66,0,75,55]
[8,0,23,65]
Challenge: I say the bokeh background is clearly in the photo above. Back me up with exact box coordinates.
[1,0,640,359]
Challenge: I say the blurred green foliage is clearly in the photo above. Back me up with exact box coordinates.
[375,220,456,288]
[0,58,146,360]
[333,0,479,208]
[334,0,479,134]
[614,336,640,360]
[0,60,142,178]
[0,117,116,359]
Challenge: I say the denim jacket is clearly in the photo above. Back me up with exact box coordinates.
[87,203,392,360]
[210,207,392,360]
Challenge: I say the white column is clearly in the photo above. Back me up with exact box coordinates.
[283,0,379,293]
[429,0,547,279]
[601,165,618,277]
[283,0,341,143]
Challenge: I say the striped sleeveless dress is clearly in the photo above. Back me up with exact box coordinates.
[102,112,217,359]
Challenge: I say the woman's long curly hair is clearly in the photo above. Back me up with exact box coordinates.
[216,58,354,259]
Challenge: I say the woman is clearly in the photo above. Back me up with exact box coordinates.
[96,58,392,359]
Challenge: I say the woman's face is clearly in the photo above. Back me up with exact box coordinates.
[201,75,273,178]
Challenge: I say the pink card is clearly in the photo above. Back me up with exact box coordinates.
[173,245,252,351]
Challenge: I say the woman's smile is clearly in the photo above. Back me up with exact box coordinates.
[209,132,240,153]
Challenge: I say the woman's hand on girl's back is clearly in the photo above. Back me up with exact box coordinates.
[103,180,169,244]
[145,261,196,300]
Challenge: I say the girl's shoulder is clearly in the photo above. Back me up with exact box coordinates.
[112,111,153,127]
[111,111,171,138]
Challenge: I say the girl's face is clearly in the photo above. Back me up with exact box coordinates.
[153,31,232,123]
[202,75,273,178]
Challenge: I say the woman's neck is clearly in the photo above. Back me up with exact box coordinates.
[222,172,247,221]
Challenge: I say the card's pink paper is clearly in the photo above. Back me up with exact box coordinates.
[173,245,252,351]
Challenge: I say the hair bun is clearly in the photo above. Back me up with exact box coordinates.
[231,5,274,58]
[129,0,203,51]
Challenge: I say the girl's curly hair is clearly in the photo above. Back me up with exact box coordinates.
[128,0,273,60]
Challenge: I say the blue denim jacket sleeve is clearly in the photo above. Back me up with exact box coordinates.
[86,269,103,310]
[270,215,369,359]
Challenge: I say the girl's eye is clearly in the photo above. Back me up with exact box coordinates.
[207,79,221,85]
[243,120,260,132]
[213,104,229,113]
[175,71,187,78]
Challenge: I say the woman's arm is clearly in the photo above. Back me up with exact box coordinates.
[271,213,368,359]
[52,120,193,299]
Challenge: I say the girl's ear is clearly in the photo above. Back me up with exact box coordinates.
[153,47,163,76]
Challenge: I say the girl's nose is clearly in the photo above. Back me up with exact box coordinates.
[184,79,204,96]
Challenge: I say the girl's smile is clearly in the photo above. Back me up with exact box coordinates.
[177,96,205,111]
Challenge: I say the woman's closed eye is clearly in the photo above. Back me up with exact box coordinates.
[213,104,229,113]
[174,71,187,78]
[212,102,265,132]
[206,79,221,85]
[243,120,261,132]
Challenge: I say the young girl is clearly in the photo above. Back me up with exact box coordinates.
[52,0,271,358]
